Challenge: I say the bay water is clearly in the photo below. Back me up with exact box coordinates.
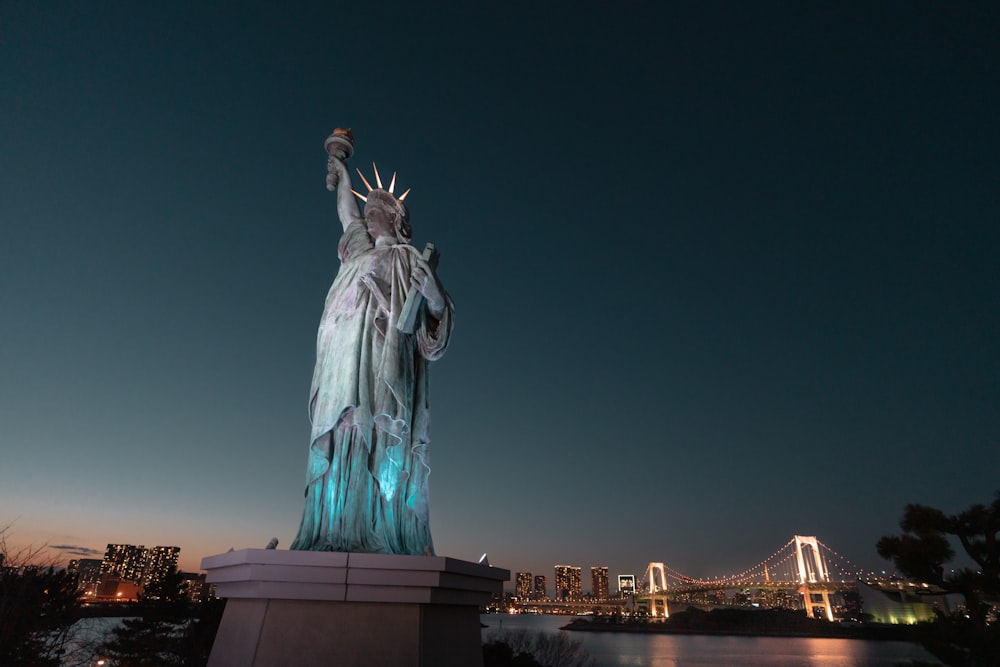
[481,613,941,667]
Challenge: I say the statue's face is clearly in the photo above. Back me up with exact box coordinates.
[364,196,397,241]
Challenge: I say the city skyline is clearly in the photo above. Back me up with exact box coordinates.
[2,4,998,579]
[51,532,875,598]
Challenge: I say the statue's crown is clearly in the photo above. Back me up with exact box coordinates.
[351,163,410,207]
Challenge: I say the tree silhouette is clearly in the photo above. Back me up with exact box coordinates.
[877,491,1000,665]
[96,565,224,667]
[0,529,81,666]
[483,630,592,667]
[877,491,999,627]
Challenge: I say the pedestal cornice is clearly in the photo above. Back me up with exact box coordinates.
[201,549,508,606]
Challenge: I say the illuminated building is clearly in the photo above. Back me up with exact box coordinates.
[533,575,547,600]
[554,565,581,601]
[515,572,532,599]
[857,581,962,625]
[68,558,103,593]
[100,544,180,587]
[101,544,147,583]
[618,574,636,597]
[591,566,609,600]
[142,546,180,586]
[180,572,210,602]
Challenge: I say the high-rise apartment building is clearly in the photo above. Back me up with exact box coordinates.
[101,544,147,583]
[533,575,547,600]
[554,565,581,601]
[179,572,210,602]
[591,566,609,600]
[515,572,532,599]
[142,546,180,586]
[100,544,180,587]
[68,558,103,590]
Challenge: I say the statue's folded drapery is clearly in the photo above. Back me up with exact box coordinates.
[291,220,453,555]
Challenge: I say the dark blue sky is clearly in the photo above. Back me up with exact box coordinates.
[2,2,997,584]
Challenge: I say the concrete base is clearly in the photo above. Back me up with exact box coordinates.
[201,549,508,667]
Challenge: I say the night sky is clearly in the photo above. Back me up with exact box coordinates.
[2,2,997,588]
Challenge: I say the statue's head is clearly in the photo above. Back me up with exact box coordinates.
[351,164,411,244]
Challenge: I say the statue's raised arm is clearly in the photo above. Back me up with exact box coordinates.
[324,128,362,231]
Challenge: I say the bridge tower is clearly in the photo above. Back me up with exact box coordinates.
[645,562,668,593]
[793,535,833,621]
[643,562,670,619]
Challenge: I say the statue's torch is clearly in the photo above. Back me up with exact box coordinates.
[324,128,355,190]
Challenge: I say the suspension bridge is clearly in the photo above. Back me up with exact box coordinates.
[507,535,878,622]
[638,535,872,621]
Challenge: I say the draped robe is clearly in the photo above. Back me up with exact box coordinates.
[291,220,453,554]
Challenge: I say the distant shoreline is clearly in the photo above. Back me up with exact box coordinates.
[561,616,917,642]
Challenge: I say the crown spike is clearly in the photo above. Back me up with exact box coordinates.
[372,162,384,189]
[388,171,397,194]
[350,189,367,202]
[397,187,411,202]
[355,168,374,193]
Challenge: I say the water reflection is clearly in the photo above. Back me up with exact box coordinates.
[482,614,940,667]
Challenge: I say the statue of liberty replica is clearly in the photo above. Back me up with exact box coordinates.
[201,130,503,667]
[291,128,454,556]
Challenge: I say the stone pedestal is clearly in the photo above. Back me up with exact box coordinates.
[201,549,508,667]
